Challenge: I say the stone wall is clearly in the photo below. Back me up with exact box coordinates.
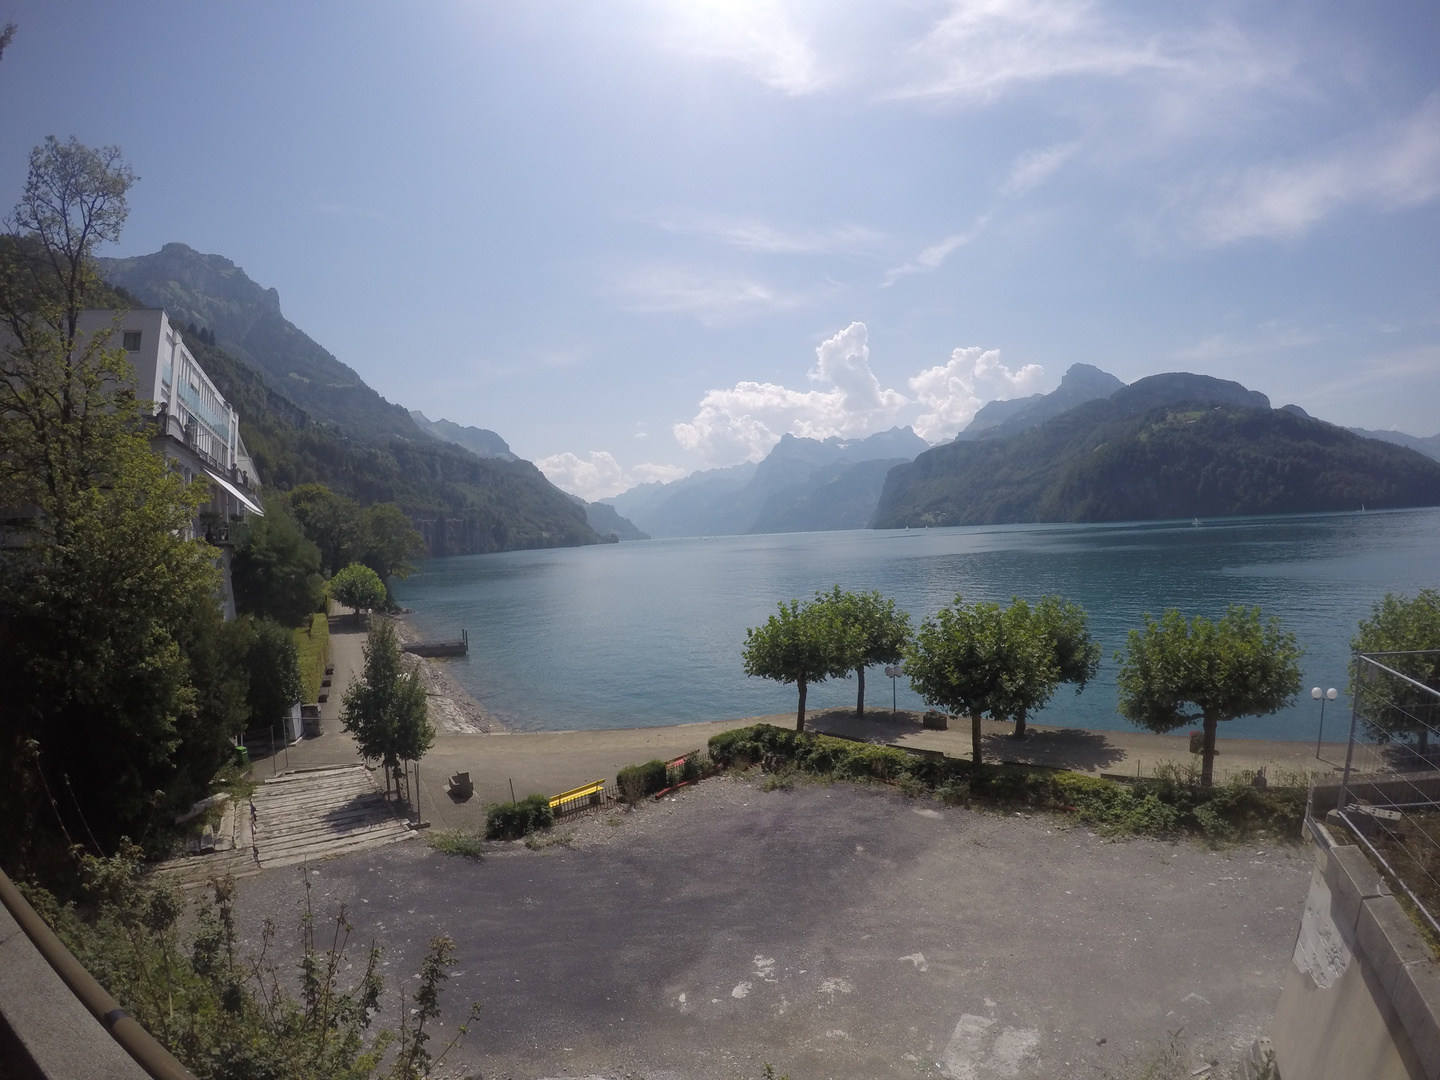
[1268,819,1440,1080]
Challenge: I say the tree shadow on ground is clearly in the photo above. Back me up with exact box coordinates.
[982,727,1128,773]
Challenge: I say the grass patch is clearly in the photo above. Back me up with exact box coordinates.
[708,724,1307,844]
[293,611,330,703]
[427,828,486,859]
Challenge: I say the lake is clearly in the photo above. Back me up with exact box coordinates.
[392,507,1440,740]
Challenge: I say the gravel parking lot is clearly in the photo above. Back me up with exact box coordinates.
[233,777,1311,1080]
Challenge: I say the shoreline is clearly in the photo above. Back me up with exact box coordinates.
[389,612,505,734]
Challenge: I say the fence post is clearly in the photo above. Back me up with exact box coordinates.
[1339,656,1362,809]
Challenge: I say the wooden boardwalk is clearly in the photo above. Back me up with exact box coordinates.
[154,764,415,888]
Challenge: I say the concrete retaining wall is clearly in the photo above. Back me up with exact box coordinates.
[1269,819,1440,1080]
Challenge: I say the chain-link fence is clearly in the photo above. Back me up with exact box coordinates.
[1310,649,1440,939]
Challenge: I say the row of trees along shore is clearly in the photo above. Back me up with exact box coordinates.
[0,131,425,881]
[744,587,1440,787]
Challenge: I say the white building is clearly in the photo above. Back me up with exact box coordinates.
[77,308,265,617]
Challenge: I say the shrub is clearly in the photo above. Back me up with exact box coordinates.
[427,829,486,859]
[484,794,554,840]
[617,759,668,803]
[707,723,1308,843]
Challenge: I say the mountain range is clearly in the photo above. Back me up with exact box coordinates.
[99,244,641,553]
[872,373,1440,526]
[605,427,929,537]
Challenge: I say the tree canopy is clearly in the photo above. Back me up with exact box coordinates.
[330,563,387,616]
[905,594,1098,764]
[1116,605,1302,786]
[813,586,911,716]
[1349,590,1440,753]
[742,597,857,731]
[230,502,325,627]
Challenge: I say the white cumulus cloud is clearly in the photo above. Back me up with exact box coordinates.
[674,322,907,464]
[909,346,1047,442]
[536,451,686,501]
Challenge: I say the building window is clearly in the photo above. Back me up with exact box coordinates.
[123,331,142,351]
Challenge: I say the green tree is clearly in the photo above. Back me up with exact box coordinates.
[1349,590,1440,753]
[1116,605,1302,786]
[287,483,365,576]
[362,502,425,584]
[340,620,433,795]
[231,501,325,627]
[905,594,1047,765]
[814,586,911,716]
[0,139,237,868]
[330,562,387,617]
[233,616,305,737]
[743,597,857,731]
[1006,595,1102,739]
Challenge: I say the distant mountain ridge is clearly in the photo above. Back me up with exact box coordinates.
[411,411,517,460]
[605,427,930,537]
[872,372,1440,527]
[957,363,1124,440]
[1347,427,1440,462]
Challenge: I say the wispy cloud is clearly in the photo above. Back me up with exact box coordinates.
[653,213,885,255]
[883,214,992,284]
[650,0,828,95]
[1187,93,1440,244]
[1002,141,1080,195]
[617,266,820,324]
[888,0,1180,105]
[1173,321,1323,362]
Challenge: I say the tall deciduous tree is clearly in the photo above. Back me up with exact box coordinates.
[285,484,365,577]
[362,502,425,584]
[743,597,857,731]
[814,586,911,717]
[340,620,433,795]
[0,139,238,868]
[1349,590,1440,754]
[1116,606,1302,786]
[231,502,325,627]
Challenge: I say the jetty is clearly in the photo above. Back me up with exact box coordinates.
[403,628,468,658]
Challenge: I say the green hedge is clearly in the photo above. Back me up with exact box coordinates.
[485,794,555,840]
[708,724,1305,843]
[617,759,669,799]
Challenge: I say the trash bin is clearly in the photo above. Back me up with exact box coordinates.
[235,744,250,769]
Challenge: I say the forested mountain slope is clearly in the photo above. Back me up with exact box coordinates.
[872,374,1440,527]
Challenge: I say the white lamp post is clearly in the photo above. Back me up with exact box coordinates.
[1313,686,1338,758]
[884,664,902,714]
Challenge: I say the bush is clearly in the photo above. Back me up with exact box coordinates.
[484,794,555,840]
[617,759,668,803]
[707,723,1307,843]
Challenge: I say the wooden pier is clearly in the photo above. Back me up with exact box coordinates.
[403,628,468,657]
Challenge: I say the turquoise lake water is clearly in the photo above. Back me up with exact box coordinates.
[392,508,1440,740]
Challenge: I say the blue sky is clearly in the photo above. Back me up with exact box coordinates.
[3,1,1437,499]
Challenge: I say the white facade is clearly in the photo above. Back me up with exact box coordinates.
[76,308,263,526]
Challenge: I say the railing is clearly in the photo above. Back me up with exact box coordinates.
[1318,649,1440,939]
[0,866,196,1080]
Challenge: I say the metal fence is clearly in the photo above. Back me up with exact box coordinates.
[1312,649,1440,939]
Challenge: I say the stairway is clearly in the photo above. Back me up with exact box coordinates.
[154,764,415,888]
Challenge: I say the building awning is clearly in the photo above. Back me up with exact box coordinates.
[202,467,265,517]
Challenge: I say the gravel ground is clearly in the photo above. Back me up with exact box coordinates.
[231,776,1311,1080]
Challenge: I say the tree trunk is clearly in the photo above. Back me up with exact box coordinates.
[1013,709,1027,740]
[1200,714,1219,787]
[856,666,865,717]
[796,677,808,732]
[972,714,983,765]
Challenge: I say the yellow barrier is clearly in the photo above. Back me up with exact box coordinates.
[549,779,606,811]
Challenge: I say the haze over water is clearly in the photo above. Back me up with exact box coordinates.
[394,508,1440,741]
